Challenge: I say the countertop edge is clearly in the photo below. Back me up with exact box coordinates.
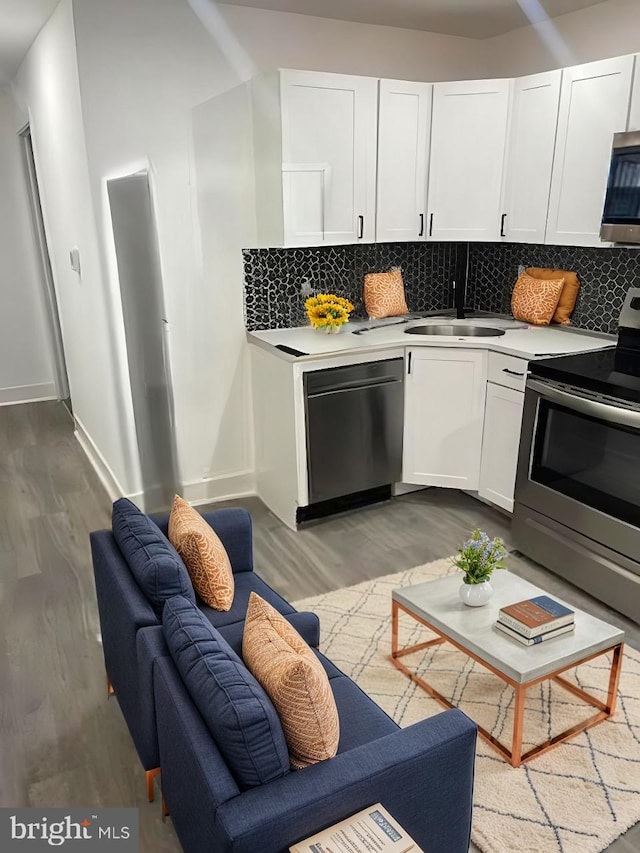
[246,325,616,364]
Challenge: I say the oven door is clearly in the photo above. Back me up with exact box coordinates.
[515,377,640,562]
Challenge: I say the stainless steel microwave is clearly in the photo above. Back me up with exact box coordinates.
[601,130,640,243]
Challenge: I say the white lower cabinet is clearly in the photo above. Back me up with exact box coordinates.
[478,382,525,512]
[403,348,487,489]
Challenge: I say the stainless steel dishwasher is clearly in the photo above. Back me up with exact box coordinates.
[304,359,404,507]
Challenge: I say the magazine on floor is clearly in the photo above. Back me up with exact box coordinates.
[290,804,422,853]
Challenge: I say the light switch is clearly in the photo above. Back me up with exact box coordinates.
[70,247,81,278]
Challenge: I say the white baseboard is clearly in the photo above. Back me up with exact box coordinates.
[75,417,256,510]
[182,470,256,507]
[0,381,57,406]
[74,415,130,502]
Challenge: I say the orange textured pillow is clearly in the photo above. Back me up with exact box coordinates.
[168,495,234,611]
[242,592,339,769]
[526,267,579,325]
[363,268,409,319]
[511,272,565,326]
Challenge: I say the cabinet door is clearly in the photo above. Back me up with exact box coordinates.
[479,383,525,513]
[427,79,510,242]
[546,56,634,247]
[403,348,487,489]
[280,70,378,246]
[376,80,432,243]
[502,71,561,243]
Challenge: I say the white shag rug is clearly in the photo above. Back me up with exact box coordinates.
[294,559,640,853]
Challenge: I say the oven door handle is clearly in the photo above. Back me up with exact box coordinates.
[528,378,640,430]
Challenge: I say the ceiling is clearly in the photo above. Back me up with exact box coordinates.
[220,0,605,40]
[0,0,59,83]
[0,0,607,85]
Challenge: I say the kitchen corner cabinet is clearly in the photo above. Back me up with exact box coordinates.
[403,348,487,489]
[478,352,527,512]
[376,79,432,242]
[546,55,635,247]
[427,79,510,242]
[252,69,378,247]
[502,70,562,244]
[479,383,524,512]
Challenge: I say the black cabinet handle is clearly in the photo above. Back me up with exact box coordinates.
[358,215,364,239]
[419,213,424,237]
[503,368,524,377]
[407,352,412,375]
[500,213,507,238]
[429,213,433,237]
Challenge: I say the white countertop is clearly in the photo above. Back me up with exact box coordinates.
[248,316,615,362]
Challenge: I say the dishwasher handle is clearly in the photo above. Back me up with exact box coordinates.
[307,376,402,397]
[304,359,404,397]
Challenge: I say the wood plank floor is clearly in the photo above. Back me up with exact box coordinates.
[1,400,638,852]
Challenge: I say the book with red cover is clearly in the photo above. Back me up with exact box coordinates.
[498,595,574,639]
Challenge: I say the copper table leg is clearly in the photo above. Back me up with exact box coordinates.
[390,602,624,768]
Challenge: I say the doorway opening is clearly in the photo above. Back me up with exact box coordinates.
[19,124,71,416]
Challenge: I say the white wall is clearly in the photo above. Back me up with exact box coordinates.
[218,3,485,82]
[12,0,139,497]
[71,0,255,504]
[9,0,639,505]
[483,0,640,77]
[0,87,56,405]
[67,0,485,505]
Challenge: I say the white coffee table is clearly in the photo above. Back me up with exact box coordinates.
[391,571,624,767]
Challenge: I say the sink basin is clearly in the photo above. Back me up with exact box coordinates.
[405,324,506,337]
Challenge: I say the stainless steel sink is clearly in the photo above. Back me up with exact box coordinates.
[405,324,506,337]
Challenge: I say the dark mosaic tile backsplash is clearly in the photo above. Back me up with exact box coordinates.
[468,243,640,335]
[243,243,458,330]
[243,242,640,335]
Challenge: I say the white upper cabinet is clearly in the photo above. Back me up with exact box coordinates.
[502,70,562,244]
[278,70,378,246]
[546,55,635,247]
[376,80,432,243]
[427,78,510,242]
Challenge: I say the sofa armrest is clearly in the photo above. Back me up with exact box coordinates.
[215,710,476,853]
[155,656,240,851]
[91,531,158,632]
[135,626,170,769]
[155,656,476,853]
[91,530,160,769]
[150,507,254,574]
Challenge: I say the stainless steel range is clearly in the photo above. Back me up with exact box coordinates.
[512,288,640,623]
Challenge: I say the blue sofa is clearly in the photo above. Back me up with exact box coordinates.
[92,502,477,852]
[91,504,319,800]
[153,623,477,853]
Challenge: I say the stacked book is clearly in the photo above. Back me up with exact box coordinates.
[496,595,575,646]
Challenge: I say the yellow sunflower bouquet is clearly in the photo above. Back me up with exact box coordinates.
[305,293,355,333]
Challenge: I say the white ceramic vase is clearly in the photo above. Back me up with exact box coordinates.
[459,580,493,607]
